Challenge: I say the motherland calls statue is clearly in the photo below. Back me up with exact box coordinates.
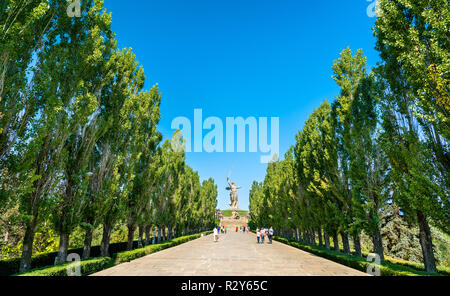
[226,176,241,219]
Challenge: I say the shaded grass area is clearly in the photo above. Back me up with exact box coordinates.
[15,231,213,276]
[220,210,248,217]
[274,236,449,276]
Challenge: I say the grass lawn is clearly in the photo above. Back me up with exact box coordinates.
[220,210,248,217]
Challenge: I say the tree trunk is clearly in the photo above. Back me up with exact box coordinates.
[138,225,144,248]
[162,227,166,241]
[317,228,323,247]
[144,225,151,246]
[168,227,172,240]
[417,211,437,273]
[100,223,113,257]
[82,226,93,259]
[333,232,339,252]
[127,224,136,250]
[372,227,385,261]
[157,228,161,243]
[19,217,38,273]
[353,233,362,257]
[324,232,330,250]
[310,229,316,245]
[340,231,350,254]
[57,231,70,264]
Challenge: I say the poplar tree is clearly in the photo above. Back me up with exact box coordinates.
[47,0,115,264]
[152,138,185,241]
[17,0,114,271]
[199,178,218,231]
[125,85,162,250]
[375,0,449,273]
[331,48,369,255]
[95,48,151,257]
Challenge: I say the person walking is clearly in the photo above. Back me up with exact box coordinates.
[268,227,274,244]
[213,227,219,242]
[256,228,260,244]
[260,227,265,244]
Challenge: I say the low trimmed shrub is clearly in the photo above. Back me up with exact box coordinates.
[11,230,214,276]
[0,239,144,276]
[113,232,211,265]
[273,236,444,276]
[16,257,112,277]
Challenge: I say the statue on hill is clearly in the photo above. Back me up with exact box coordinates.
[226,177,241,211]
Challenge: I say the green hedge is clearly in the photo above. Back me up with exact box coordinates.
[16,257,112,277]
[0,239,145,276]
[14,231,213,276]
[114,232,212,265]
[273,236,445,276]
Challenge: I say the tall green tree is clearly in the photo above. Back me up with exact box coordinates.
[375,0,449,273]
[152,138,185,241]
[0,1,54,266]
[125,85,162,250]
[295,101,342,250]
[17,0,115,271]
[198,178,218,231]
[249,181,267,228]
[46,0,115,264]
[331,47,369,255]
[347,73,389,260]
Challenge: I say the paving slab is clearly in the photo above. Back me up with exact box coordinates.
[92,231,368,276]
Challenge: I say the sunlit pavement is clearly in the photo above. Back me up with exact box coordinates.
[92,231,368,276]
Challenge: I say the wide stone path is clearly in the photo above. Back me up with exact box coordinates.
[93,231,368,276]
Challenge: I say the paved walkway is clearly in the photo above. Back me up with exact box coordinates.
[93,231,368,276]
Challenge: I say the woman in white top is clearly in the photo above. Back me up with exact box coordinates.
[213,227,218,242]
[256,228,260,244]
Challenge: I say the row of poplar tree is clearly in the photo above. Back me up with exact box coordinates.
[250,0,448,273]
[0,1,218,273]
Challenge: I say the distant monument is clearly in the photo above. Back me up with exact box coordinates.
[226,175,241,220]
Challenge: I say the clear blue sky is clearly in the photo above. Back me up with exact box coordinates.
[103,0,380,211]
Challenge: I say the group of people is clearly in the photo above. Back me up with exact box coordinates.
[238,226,250,233]
[256,227,274,244]
[213,225,252,242]
[217,226,228,234]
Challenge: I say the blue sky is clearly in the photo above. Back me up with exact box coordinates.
[103,0,380,211]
